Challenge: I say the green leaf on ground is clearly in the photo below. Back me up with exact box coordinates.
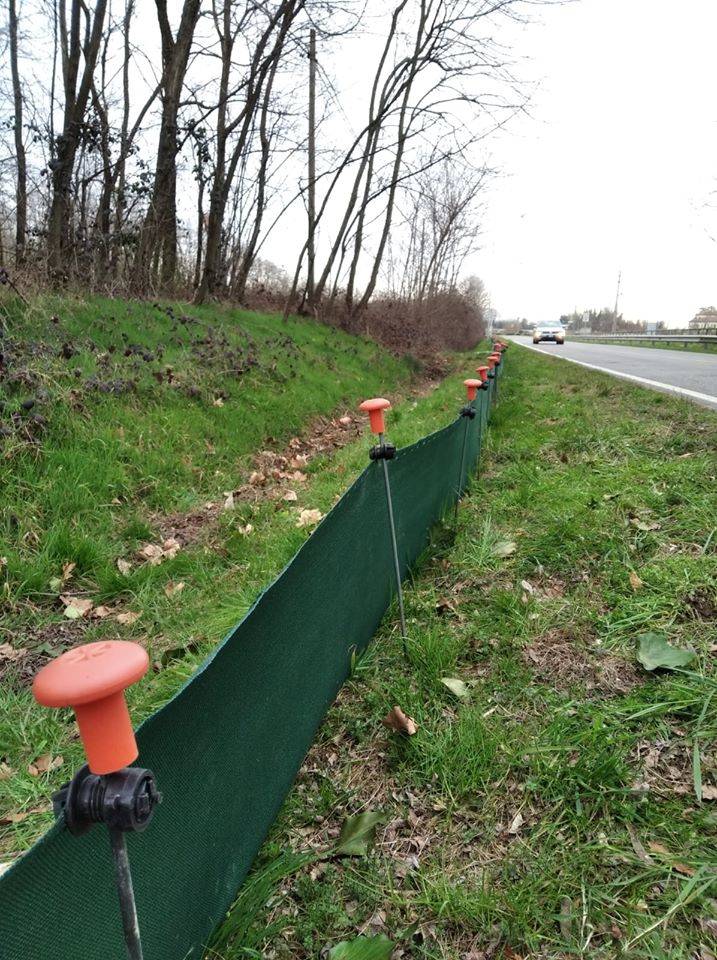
[637,633,696,671]
[333,811,386,857]
[440,677,470,699]
[328,934,394,959]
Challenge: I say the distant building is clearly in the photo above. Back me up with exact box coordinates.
[690,307,717,333]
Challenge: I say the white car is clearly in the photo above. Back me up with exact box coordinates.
[533,325,565,344]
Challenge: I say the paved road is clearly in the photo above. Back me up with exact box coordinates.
[508,336,717,411]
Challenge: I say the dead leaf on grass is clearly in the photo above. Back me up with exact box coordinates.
[0,762,14,780]
[138,538,181,565]
[116,557,132,575]
[630,518,661,532]
[296,508,323,528]
[92,605,114,619]
[0,806,49,825]
[629,571,644,591]
[60,595,93,619]
[508,811,524,835]
[223,491,235,511]
[116,611,141,626]
[492,540,516,558]
[28,754,63,776]
[283,489,298,502]
[238,523,253,536]
[702,784,717,801]
[0,643,27,662]
[382,705,418,736]
[164,581,185,598]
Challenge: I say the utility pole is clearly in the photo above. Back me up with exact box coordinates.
[307,29,316,312]
[612,270,622,334]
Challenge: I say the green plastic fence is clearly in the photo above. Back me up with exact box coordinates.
[0,365,503,960]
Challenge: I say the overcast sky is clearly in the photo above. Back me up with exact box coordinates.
[470,0,717,328]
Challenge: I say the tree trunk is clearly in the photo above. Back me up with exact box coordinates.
[9,0,27,266]
[135,0,201,291]
[47,0,108,283]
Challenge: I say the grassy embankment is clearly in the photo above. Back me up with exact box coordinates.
[1,293,470,855]
[210,345,717,960]
[574,338,717,356]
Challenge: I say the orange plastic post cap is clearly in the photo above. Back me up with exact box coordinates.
[486,356,497,369]
[359,397,391,434]
[33,640,149,775]
[488,353,501,365]
[464,378,481,401]
[476,365,489,382]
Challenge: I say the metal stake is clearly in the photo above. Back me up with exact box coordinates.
[453,406,472,526]
[109,827,145,960]
[379,432,407,641]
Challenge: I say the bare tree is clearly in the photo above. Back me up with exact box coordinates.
[46,0,108,281]
[193,0,303,304]
[135,0,201,290]
[8,0,26,265]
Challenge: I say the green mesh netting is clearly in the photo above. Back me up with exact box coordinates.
[0,369,501,960]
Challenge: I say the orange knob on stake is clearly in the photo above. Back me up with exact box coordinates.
[33,640,149,775]
[464,378,481,401]
[359,397,391,435]
[476,365,489,383]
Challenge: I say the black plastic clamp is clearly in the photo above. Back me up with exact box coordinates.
[369,442,396,461]
[460,405,476,419]
[53,764,161,837]
[480,380,491,390]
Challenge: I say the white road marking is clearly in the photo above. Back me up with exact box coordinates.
[511,340,717,408]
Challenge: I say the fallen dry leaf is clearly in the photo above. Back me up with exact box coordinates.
[92,605,114,619]
[238,523,253,536]
[138,538,181,566]
[492,540,517,558]
[28,754,63,777]
[116,611,140,626]
[297,508,323,528]
[116,557,131,575]
[223,491,235,511]
[630,517,661,532]
[339,415,352,426]
[249,471,265,486]
[138,543,164,565]
[60,595,93,619]
[212,396,224,407]
[382,706,418,736]
[161,537,181,559]
[164,581,185,598]
[0,806,48,825]
[283,490,298,502]
[508,811,524,835]
[702,784,717,801]
[0,643,27,662]
[0,762,14,780]
[629,571,644,591]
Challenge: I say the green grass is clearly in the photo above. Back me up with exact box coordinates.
[206,347,717,959]
[0,293,470,856]
[575,337,717,355]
